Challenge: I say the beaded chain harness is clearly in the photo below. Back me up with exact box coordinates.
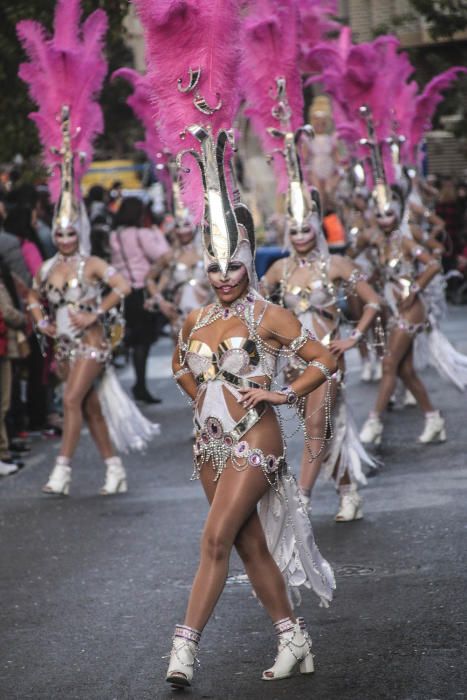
[175,288,334,488]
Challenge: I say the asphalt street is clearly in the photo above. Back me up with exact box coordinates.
[0,307,466,700]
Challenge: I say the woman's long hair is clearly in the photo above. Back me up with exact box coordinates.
[114,197,144,229]
[5,206,46,259]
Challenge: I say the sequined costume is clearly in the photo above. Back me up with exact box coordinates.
[176,288,335,604]
[166,251,212,337]
[35,252,158,453]
[275,253,376,485]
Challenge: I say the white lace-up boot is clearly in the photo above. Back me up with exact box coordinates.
[418,411,446,444]
[42,457,71,495]
[335,483,363,522]
[100,457,128,495]
[262,617,314,681]
[403,389,417,407]
[361,360,372,382]
[359,414,383,445]
[166,625,200,688]
[372,360,383,381]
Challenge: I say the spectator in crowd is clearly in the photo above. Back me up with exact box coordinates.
[0,195,31,285]
[86,185,109,224]
[436,176,465,299]
[0,257,26,475]
[4,205,45,277]
[4,205,49,433]
[35,189,56,259]
[110,196,170,403]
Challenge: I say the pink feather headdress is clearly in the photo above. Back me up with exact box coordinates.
[240,0,304,192]
[133,0,256,277]
[132,0,241,221]
[17,0,108,202]
[112,67,173,210]
[407,67,467,165]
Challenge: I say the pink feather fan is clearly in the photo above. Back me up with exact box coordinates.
[17,0,108,201]
[240,0,303,193]
[132,0,242,220]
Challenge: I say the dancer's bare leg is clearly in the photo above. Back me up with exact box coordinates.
[397,347,434,413]
[374,329,413,415]
[184,463,294,632]
[199,468,294,625]
[83,387,115,460]
[60,357,105,459]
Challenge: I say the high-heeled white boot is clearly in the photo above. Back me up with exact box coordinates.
[360,359,372,382]
[262,617,314,681]
[42,457,71,495]
[418,411,446,444]
[166,624,200,688]
[335,483,363,522]
[100,457,128,495]
[359,414,383,445]
[403,389,417,407]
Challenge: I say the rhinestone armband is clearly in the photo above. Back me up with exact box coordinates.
[308,360,333,381]
[174,367,190,380]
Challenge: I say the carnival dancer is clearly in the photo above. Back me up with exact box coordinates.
[133,0,336,686]
[354,108,446,445]
[145,165,212,340]
[18,0,158,496]
[345,177,384,382]
[241,1,380,521]
[260,119,381,521]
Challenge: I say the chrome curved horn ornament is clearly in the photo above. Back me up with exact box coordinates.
[193,93,223,116]
[177,67,201,94]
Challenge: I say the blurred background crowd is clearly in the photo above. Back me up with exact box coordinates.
[1,167,467,476]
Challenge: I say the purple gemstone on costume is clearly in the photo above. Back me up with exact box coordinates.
[248,451,262,467]
[201,431,209,444]
[224,435,233,447]
[236,303,245,315]
[208,417,222,439]
[234,441,248,458]
[246,292,254,303]
[266,455,277,472]
[223,308,230,319]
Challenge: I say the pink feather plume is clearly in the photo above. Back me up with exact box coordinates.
[240,0,303,192]
[132,0,242,221]
[17,0,107,201]
[296,0,341,74]
[408,66,467,164]
[112,67,173,209]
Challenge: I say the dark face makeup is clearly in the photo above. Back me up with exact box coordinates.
[54,228,79,255]
[207,261,249,304]
[289,222,317,255]
[376,212,398,233]
[175,224,195,246]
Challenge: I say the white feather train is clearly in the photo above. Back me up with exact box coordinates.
[98,367,160,453]
[259,473,336,608]
[426,321,467,392]
[323,392,378,485]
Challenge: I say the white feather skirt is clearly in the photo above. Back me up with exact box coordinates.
[98,367,160,453]
[322,391,378,485]
[426,323,467,392]
[259,473,336,607]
